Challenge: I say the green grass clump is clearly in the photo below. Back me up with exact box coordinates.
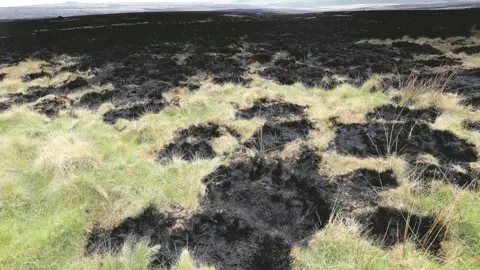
[0,106,222,268]
[292,217,440,270]
[397,185,480,269]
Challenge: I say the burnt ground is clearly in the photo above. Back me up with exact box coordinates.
[332,120,477,163]
[20,71,50,82]
[463,119,480,131]
[326,169,400,215]
[366,105,440,123]
[157,123,240,163]
[413,161,478,189]
[235,98,307,120]
[32,95,73,117]
[448,68,480,110]
[1,9,479,269]
[453,45,480,55]
[245,119,314,152]
[361,207,447,255]
[333,106,479,189]
[237,98,313,153]
[1,10,480,120]
[88,148,446,268]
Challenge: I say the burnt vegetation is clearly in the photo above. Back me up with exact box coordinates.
[1,10,480,117]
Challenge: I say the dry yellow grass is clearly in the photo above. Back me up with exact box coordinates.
[319,152,406,179]
[212,134,239,155]
[35,132,99,173]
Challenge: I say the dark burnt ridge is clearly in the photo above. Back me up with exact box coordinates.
[187,150,331,269]
[453,45,480,55]
[361,207,447,255]
[366,105,440,123]
[77,90,116,109]
[157,123,240,163]
[235,98,307,120]
[333,105,479,190]
[340,169,398,188]
[391,41,442,55]
[448,68,480,110]
[0,102,11,112]
[33,95,72,117]
[412,161,478,189]
[463,119,480,131]
[20,71,50,82]
[245,119,313,152]
[417,56,462,68]
[333,121,477,163]
[238,98,313,153]
[85,206,180,262]
[329,169,399,212]
[103,100,165,124]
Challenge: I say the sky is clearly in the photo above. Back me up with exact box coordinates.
[0,0,464,8]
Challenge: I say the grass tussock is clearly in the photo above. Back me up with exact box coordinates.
[292,216,441,270]
[212,134,239,155]
[171,250,215,270]
[72,239,156,270]
[394,71,456,109]
[381,182,480,269]
[0,105,221,268]
[291,217,390,270]
[320,152,406,179]
[35,132,99,173]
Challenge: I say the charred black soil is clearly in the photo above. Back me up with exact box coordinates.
[329,169,399,213]
[1,10,480,113]
[366,105,440,123]
[103,100,165,124]
[391,41,443,55]
[412,161,478,189]
[333,121,477,163]
[448,68,480,110]
[21,71,50,82]
[76,90,116,109]
[33,95,72,117]
[246,119,313,152]
[453,45,480,55]
[463,119,480,131]
[157,123,239,163]
[361,207,447,256]
[235,98,307,120]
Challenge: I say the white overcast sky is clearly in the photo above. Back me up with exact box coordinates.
[3,0,239,7]
[0,0,461,7]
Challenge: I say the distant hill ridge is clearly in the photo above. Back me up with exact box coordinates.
[1,1,480,20]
